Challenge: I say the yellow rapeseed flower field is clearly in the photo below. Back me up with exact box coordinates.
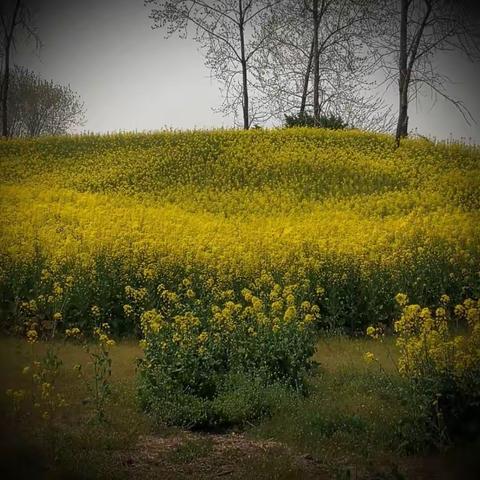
[0,128,478,333]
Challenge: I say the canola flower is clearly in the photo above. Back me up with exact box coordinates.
[0,128,479,333]
[363,351,376,364]
[394,295,480,378]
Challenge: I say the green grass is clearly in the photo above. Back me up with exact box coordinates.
[251,336,408,471]
[1,336,478,479]
[0,337,152,479]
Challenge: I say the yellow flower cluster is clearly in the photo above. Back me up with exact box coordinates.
[394,294,480,378]
[139,278,319,391]
[65,327,82,338]
[93,323,116,348]
[363,351,376,364]
[0,129,478,332]
[366,325,383,339]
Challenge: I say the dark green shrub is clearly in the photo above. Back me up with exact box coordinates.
[139,371,294,430]
[284,111,348,130]
[137,284,318,429]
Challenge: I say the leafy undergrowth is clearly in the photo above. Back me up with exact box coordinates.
[1,336,479,479]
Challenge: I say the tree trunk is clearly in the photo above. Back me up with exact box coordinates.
[312,0,320,123]
[300,38,314,116]
[1,33,13,138]
[396,80,409,145]
[1,36,12,137]
[395,0,409,147]
[239,1,249,130]
[1,0,22,138]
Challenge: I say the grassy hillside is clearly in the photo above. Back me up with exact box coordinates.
[0,128,479,333]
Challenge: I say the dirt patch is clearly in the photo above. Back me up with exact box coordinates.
[120,431,330,479]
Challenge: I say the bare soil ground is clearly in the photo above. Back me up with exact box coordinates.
[120,432,330,479]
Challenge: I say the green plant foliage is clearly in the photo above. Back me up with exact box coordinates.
[137,283,316,428]
[284,111,348,129]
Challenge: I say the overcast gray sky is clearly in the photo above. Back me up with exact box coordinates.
[14,0,480,142]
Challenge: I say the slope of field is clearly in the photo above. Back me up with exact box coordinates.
[0,128,479,332]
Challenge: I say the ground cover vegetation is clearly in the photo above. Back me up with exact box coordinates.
[1,127,479,477]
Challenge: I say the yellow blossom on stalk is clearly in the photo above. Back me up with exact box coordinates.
[440,294,450,305]
[53,282,63,296]
[363,352,375,364]
[41,382,51,399]
[395,293,409,307]
[242,288,252,302]
[454,304,465,318]
[464,299,476,310]
[26,329,38,343]
[301,301,311,311]
[303,314,314,324]
[251,296,263,311]
[420,308,432,320]
[316,287,325,298]
[143,267,155,280]
[40,269,50,282]
[269,284,281,301]
[125,285,147,303]
[271,300,283,313]
[366,326,376,337]
[65,327,81,338]
[221,289,234,300]
[91,305,101,317]
[467,307,479,326]
[53,312,62,322]
[198,331,208,343]
[169,291,180,303]
[283,306,296,323]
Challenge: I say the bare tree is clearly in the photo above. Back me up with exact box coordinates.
[145,0,281,129]
[0,0,39,137]
[5,66,86,137]
[372,0,480,146]
[252,0,395,131]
